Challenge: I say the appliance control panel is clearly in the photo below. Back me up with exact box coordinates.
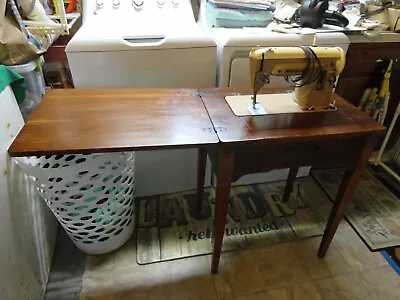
[87,0,192,24]
[93,0,181,10]
[78,0,201,39]
[83,0,197,30]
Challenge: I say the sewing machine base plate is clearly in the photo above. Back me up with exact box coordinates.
[225,93,337,116]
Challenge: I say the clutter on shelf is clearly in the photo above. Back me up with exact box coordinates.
[0,63,44,121]
[202,0,400,35]
[204,0,276,27]
[358,59,395,124]
[1,0,80,98]
[0,0,80,66]
[1,59,46,120]
[367,58,400,184]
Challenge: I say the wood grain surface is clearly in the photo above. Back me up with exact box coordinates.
[200,87,385,144]
[199,87,385,273]
[8,89,219,157]
[318,136,378,258]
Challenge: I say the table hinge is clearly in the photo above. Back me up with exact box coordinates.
[202,127,214,133]
[214,126,228,132]
[202,126,228,133]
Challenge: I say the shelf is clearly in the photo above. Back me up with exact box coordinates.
[23,12,80,35]
[44,33,75,64]
[22,0,81,35]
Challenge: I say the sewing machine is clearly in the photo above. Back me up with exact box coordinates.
[225,46,346,116]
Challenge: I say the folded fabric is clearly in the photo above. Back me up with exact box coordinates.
[0,65,26,103]
[266,22,317,34]
[206,1,274,27]
[209,0,275,11]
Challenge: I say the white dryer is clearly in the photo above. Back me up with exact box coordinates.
[198,1,350,185]
[66,0,217,196]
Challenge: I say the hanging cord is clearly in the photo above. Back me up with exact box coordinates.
[285,46,323,88]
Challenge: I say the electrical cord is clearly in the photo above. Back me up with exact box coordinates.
[286,46,322,86]
[285,46,323,88]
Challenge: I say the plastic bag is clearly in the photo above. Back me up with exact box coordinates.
[0,0,45,65]
[18,91,40,121]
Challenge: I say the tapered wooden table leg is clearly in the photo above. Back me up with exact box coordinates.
[211,148,235,274]
[318,136,377,257]
[196,147,207,212]
[282,166,299,203]
[318,169,359,257]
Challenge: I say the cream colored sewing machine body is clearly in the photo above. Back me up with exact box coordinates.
[226,46,346,116]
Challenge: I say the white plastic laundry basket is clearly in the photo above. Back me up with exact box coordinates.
[15,152,135,254]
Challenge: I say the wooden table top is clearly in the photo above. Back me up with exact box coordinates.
[200,87,385,145]
[8,89,219,157]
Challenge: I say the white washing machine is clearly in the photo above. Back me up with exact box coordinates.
[198,1,350,185]
[66,0,217,196]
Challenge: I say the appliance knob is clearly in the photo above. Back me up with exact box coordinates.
[157,0,165,6]
[172,0,179,7]
[132,0,144,8]
[96,0,104,7]
[113,0,120,7]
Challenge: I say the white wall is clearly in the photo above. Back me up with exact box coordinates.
[0,86,58,300]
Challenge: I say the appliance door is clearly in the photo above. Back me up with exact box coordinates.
[68,47,216,88]
[67,47,216,196]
